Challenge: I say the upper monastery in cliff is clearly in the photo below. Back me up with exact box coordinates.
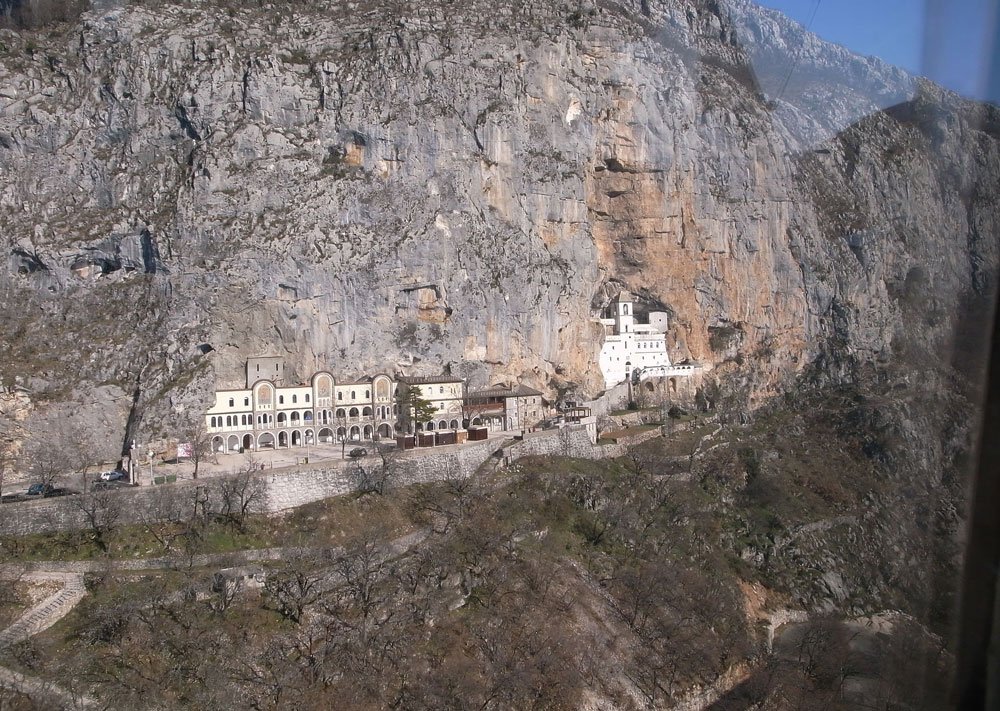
[597,291,698,389]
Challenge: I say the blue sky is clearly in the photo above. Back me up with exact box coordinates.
[758,0,1000,103]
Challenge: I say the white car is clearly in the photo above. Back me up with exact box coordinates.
[99,470,125,482]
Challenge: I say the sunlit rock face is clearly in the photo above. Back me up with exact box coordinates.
[0,0,997,450]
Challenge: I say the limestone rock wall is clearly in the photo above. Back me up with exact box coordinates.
[0,0,997,450]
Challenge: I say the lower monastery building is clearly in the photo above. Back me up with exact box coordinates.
[205,359,545,454]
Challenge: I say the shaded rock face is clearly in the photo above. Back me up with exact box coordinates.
[0,0,997,451]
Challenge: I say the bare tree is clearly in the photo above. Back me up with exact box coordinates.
[264,557,325,624]
[217,466,266,532]
[72,486,124,553]
[334,410,351,459]
[348,442,400,495]
[183,416,215,480]
[412,470,476,534]
[138,484,186,552]
[25,428,75,487]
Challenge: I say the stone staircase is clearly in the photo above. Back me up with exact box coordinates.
[0,571,93,707]
[0,573,87,650]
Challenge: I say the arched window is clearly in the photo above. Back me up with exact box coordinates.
[349,407,359,418]
[305,394,310,403]
[338,392,343,400]
[336,408,346,418]
[244,397,249,406]
[279,395,284,404]
[363,406,373,417]
[226,415,232,426]
[210,417,216,427]
[292,394,297,404]
[365,389,370,398]
[351,391,356,399]
[439,386,444,394]
[228,398,234,407]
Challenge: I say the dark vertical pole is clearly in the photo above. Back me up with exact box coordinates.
[954,289,1000,709]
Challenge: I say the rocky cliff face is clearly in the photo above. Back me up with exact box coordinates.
[0,0,997,456]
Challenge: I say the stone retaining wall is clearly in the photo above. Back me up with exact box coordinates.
[501,424,627,461]
[0,439,503,538]
[0,428,657,539]
[265,438,500,511]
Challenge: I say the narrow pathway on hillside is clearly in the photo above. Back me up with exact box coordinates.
[0,572,87,649]
[0,529,430,709]
[0,571,93,708]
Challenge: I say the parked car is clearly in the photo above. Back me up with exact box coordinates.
[91,480,128,492]
[348,447,367,458]
[27,483,54,496]
[99,470,126,482]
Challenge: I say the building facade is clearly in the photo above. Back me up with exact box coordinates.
[206,364,545,454]
[396,375,466,432]
[206,359,553,453]
[596,291,698,389]
[464,385,545,432]
[206,370,402,453]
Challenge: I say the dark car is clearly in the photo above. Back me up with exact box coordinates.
[27,483,54,496]
[91,480,128,492]
[348,447,367,458]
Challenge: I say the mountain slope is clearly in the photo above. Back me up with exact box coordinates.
[0,0,996,455]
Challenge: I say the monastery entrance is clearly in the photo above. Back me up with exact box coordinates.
[242,434,254,451]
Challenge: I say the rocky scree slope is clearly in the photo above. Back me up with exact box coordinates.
[0,0,996,459]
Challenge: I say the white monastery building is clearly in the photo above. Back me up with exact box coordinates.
[597,291,699,389]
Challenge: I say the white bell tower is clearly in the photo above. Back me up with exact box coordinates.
[614,291,635,334]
